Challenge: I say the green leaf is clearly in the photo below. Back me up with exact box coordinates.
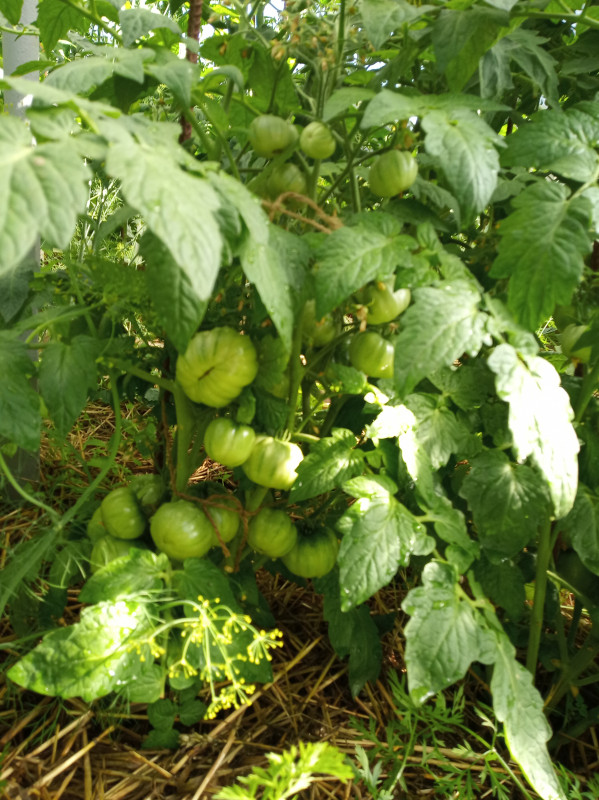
[0,115,90,277]
[323,87,375,122]
[313,223,416,317]
[105,131,222,303]
[490,180,592,331]
[141,232,206,353]
[432,6,508,92]
[404,393,476,469]
[487,344,579,518]
[38,336,99,436]
[557,486,599,574]
[473,555,525,620]
[45,49,154,94]
[0,334,41,451]
[508,29,559,107]
[142,728,181,750]
[422,109,502,222]
[393,281,489,396]
[459,450,552,558]
[290,429,365,503]
[254,334,289,394]
[148,698,177,730]
[362,89,508,129]
[2,0,23,25]
[118,7,183,47]
[179,698,207,725]
[325,363,369,395]
[402,562,495,703]
[319,571,382,696]
[146,50,194,105]
[37,0,89,52]
[429,361,495,411]
[491,632,566,800]
[337,491,433,610]
[7,601,154,702]
[119,662,164,704]
[79,549,168,604]
[424,492,478,571]
[360,0,434,50]
[503,108,599,184]
[172,558,240,610]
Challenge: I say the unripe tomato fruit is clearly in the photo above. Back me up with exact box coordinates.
[369,150,418,197]
[363,282,411,325]
[303,299,338,347]
[299,121,336,159]
[248,507,297,558]
[267,163,307,198]
[87,506,107,543]
[204,417,256,468]
[176,327,258,407]
[129,473,166,517]
[282,528,339,578]
[560,324,592,363]
[90,535,136,573]
[150,500,215,561]
[248,114,298,158]
[242,435,304,490]
[349,331,395,378]
[101,487,146,540]
[206,496,241,545]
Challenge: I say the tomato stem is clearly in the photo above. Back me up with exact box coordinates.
[526,517,555,675]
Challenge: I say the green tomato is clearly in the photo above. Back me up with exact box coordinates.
[282,528,339,579]
[204,417,256,468]
[87,506,107,543]
[363,282,411,325]
[90,535,135,573]
[267,163,307,199]
[150,500,214,560]
[176,327,258,407]
[248,114,298,158]
[557,549,599,606]
[303,299,338,347]
[349,331,395,378]
[299,121,336,159]
[242,435,304,490]
[101,486,146,540]
[206,496,241,545]
[248,507,297,558]
[560,324,592,363]
[129,473,166,517]
[369,150,418,197]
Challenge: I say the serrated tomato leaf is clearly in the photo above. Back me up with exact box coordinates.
[290,429,364,502]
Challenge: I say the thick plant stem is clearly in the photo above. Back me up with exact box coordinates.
[574,359,599,422]
[173,383,196,493]
[526,517,553,674]
[286,303,308,434]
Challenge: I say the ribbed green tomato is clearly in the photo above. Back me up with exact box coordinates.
[206,496,241,545]
[129,474,166,517]
[101,487,146,540]
[90,535,135,573]
[369,150,418,197]
[363,282,411,324]
[248,507,297,558]
[176,327,258,407]
[248,114,298,158]
[242,435,304,490]
[560,324,592,363]
[87,506,107,543]
[282,528,339,578]
[204,418,256,468]
[299,121,336,159]
[150,500,215,561]
[267,163,307,198]
[349,331,394,378]
[302,299,338,347]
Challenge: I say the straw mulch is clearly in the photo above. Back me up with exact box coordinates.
[1,402,598,799]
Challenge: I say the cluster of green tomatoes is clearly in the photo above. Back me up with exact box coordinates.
[247,113,418,199]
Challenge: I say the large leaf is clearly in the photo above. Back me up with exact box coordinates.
[459,450,552,558]
[7,601,154,702]
[404,393,477,469]
[402,562,496,703]
[37,0,89,53]
[422,108,502,222]
[79,550,169,604]
[0,334,41,451]
[337,481,433,610]
[45,49,154,95]
[362,89,508,129]
[393,281,489,396]
[557,486,599,574]
[313,222,415,317]
[105,133,223,303]
[38,336,99,436]
[503,108,599,184]
[290,428,365,503]
[487,344,579,518]
[118,8,184,47]
[360,0,434,50]
[492,632,566,800]
[490,181,592,329]
[0,115,90,276]
[141,232,207,353]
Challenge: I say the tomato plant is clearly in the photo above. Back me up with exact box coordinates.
[368,151,418,197]
[150,500,215,561]
[248,114,298,158]
[247,507,297,558]
[242,436,304,491]
[90,535,138,573]
[348,331,394,378]
[267,163,307,199]
[176,327,259,407]
[299,121,336,160]
[361,281,411,325]
[282,529,339,579]
[100,487,146,540]
[203,417,256,468]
